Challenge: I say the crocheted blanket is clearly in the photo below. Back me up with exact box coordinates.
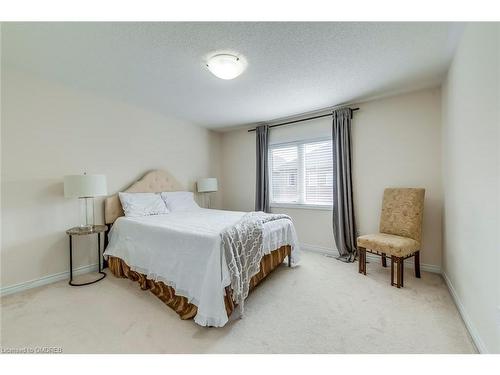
[221,211,291,315]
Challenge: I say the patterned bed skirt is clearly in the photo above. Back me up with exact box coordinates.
[107,245,291,322]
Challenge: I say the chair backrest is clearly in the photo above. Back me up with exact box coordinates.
[379,188,425,243]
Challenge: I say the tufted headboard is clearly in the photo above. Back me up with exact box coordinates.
[104,170,184,224]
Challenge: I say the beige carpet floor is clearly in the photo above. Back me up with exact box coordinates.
[1,251,476,353]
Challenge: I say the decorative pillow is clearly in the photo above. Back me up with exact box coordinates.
[118,192,169,217]
[160,191,200,212]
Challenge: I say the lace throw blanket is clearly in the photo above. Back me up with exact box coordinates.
[221,211,292,315]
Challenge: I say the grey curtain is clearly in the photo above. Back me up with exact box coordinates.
[255,125,270,212]
[332,108,357,262]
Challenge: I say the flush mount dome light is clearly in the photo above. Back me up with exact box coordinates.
[206,53,247,80]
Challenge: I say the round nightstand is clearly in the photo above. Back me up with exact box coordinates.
[66,224,108,286]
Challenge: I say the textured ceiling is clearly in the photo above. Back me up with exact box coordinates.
[2,22,463,129]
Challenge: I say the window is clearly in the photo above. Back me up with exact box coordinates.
[269,138,333,208]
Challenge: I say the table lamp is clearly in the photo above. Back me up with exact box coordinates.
[197,178,218,208]
[64,173,107,229]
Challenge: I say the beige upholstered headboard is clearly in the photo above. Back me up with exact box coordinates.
[104,170,184,224]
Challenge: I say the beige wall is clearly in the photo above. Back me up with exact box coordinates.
[1,69,222,288]
[221,88,443,267]
[441,23,499,353]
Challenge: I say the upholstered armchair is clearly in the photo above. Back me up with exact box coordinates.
[357,188,425,288]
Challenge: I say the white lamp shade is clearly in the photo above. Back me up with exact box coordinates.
[197,178,218,193]
[64,174,107,198]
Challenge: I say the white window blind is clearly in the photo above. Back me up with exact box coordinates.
[269,139,333,207]
[270,144,299,203]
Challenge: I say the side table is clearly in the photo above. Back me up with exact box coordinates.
[66,225,108,286]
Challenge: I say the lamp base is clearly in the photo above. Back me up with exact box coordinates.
[203,192,212,209]
[79,197,95,230]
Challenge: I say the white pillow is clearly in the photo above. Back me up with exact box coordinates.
[118,192,169,217]
[160,191,200,212]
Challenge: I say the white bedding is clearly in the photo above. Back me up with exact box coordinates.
[103,208,299,327]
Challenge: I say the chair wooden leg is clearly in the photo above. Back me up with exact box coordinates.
[391,256,395,286]
[362,249,366,275]
[400,257,404,287]
[396,258,401,288]
[358,248,362,273]
[392,256,403,288]
[358,247,366,275]
[381,253,387,267]
[415,251,421,278]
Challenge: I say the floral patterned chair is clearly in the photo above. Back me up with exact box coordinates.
[357,188,425,288]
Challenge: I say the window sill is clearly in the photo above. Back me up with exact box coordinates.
[270,203,333,211]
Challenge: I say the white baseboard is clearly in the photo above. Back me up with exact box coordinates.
[300,243,337,255]
[300,243,441,274]
[1,263,98,297]
[442,271,486,353]
[365,253,441,274]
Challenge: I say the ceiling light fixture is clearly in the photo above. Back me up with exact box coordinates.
[206,53,247,80]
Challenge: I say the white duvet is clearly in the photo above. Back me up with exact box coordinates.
[103,208,299,327]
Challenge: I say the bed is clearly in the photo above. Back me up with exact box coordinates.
[103,170,299,327]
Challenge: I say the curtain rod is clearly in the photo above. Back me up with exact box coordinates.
[247,108,359,133]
